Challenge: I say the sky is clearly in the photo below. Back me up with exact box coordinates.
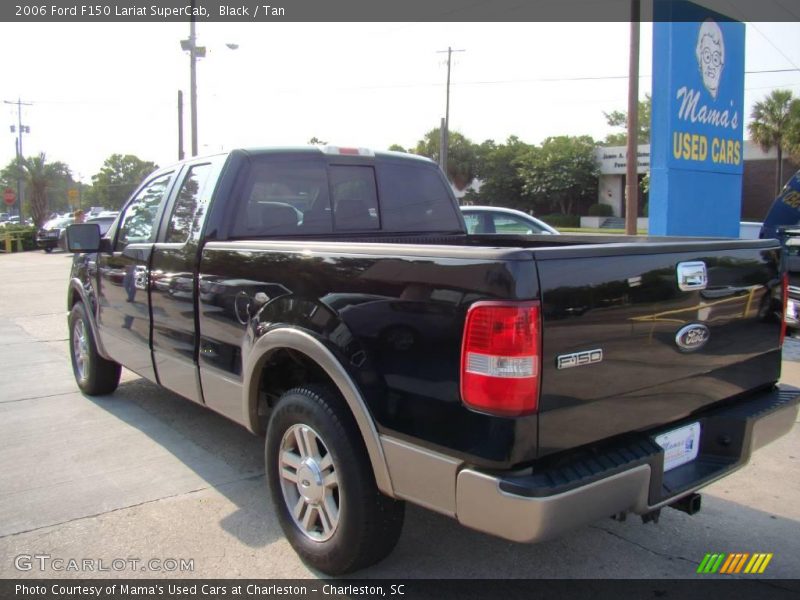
[0,20,798,183]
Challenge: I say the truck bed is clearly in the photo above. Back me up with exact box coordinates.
[198,233,783,466]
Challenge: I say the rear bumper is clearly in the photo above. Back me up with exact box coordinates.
[455,385,799,543]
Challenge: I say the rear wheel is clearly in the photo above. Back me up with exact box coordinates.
[69,302,121,395]
[266,386,404,575]
[43,247,52,253]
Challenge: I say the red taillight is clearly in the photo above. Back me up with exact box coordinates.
[781,272,789,347]
[460,301,541,416]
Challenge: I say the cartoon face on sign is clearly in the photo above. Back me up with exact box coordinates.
[695,19,725,99]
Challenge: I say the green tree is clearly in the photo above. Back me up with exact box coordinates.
[603,95,652,146]
[748,89,800,196]
[307,137,327,145]
[466,136,533,209]
[0,153,72,227]
[89,154,158,210]
[413,128,478,190]
[516,135,599,216]
[387,144,407,153]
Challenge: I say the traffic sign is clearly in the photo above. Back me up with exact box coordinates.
[3,188,15,206]
[68,189,79,200]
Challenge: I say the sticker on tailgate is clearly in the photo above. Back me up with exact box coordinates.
[655,422,701,472]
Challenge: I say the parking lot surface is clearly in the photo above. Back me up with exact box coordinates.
[0,250,798,579]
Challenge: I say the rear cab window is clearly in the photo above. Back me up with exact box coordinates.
[231,156,332,236]
[228,151,463,238]
[375,159,462,232]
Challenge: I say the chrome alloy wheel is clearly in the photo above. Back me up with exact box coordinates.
[72,318,90,383]
[278,424,340,542]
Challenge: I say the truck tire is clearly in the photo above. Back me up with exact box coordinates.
[44,247,53,253]
[266,385,405,575]
[69,301,121,395]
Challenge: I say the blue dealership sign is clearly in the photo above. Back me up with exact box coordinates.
[650,1,745,237]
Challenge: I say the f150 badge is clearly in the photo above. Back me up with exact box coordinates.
[557,349,603,370]
[675,324,710,352]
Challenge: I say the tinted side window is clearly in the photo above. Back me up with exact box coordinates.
[377,162,461,232]
[463,213,480,234]
[117,173,172,250]
[492,214,543,234]
[330,166,379,231]
[231,159,332,236]
[166,163,213,243]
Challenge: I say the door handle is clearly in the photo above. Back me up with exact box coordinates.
[677,261,708,291]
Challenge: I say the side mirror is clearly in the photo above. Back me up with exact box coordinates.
[66,223,102,253]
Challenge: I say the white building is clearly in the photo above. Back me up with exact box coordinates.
[594,140,780,218]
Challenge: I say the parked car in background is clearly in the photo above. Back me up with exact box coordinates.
[782,234,800,335]
[87,206,107,219]
[58,214,117,250]
[37,216,74,252]
[89,213,118,234]
[461,205,559,235]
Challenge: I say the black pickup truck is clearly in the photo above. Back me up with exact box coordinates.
[65,147,799,575]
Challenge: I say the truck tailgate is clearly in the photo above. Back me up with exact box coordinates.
[535,244,783,457]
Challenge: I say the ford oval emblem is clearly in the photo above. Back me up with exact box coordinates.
[675,324,710,352]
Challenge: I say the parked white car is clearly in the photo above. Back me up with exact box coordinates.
[460,205,559,235]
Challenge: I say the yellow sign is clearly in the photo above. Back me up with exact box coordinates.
[68,189,79,200]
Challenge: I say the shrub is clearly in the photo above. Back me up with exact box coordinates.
[587,203,614,217]
[541,214,580,228]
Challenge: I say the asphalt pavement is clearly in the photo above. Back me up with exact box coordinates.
[0,250,798,579]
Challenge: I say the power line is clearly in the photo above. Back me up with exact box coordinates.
[17,68,799,106]
[746,82,800,91]
[748,23,800,73]
[745,68,800,74]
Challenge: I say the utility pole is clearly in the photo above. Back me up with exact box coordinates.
[4,98,32,220]
[189,7,198,157]
[178,90,185,160]
[179,1,207,157]
[436,46,465,174]
[625,0,641,236]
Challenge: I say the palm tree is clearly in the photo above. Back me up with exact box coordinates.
[22,153,71,227]
[413,128,478,190]
[748,89,800,196]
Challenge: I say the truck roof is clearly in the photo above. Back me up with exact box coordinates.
[241,146,435,163]
[163,146,436,170]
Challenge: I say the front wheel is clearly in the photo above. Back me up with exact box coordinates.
[43,246,53,253]
[69,302,121,395]
[266,386,404,575]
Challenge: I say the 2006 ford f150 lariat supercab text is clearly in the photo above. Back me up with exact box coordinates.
[64,147,799,574]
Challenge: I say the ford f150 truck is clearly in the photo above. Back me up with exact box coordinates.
[65,147,799,575]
